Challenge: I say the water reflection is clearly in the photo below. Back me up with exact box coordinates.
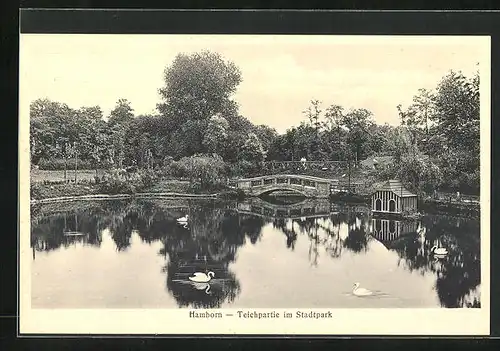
[30,197,481,309]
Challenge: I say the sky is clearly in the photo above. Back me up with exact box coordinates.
[20,34,488,134]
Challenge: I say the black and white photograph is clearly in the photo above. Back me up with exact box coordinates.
[19,33,490,335]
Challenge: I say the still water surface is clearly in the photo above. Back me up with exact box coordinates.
[30,198,481,309]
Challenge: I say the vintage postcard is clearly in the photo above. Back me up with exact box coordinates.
[19,33,490,335]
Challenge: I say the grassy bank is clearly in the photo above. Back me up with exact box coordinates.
[31,182,101,200]
[29,170,480,220]
[31,169,106,183]
[419,198,480,219]
[30,177,243,201]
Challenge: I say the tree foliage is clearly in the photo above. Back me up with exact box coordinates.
[29,50,479,195]
[394,69,480,193]
[158,51,242,125]
[171,154,227,190]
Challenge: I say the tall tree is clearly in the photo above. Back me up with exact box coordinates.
[431,70,479,152]
[76,106,107,177]
[108,99,134,127]
[339,108,375,163]
[323,104,346,160]
[302,100,323,159]
[108,99,135,168]
[158,51,242,125]
[157,51,243,158]
[411,88,435,136]
[29,98,78,174]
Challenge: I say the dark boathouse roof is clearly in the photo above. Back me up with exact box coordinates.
[374,179,416,198]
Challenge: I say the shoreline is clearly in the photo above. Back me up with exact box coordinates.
[29,177,479,218]
[30,190,480,212]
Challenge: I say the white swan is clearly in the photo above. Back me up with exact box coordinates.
[192,282,211,294]
[177,214,189,224]
[188,271,215,283]
[352,282,373,296]
[431,246,448,256]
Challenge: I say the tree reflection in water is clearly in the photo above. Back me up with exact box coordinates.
[289,208,369,265]
[374,215,481,308]
[30,201,107,255]
[31,199,481,308]
[162,201,248,308]
[272,218,297,250]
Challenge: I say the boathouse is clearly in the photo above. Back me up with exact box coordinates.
[371,179,417,215]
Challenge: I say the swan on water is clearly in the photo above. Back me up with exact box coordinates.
[188,271,215,283]
[177,215,189,223]
[431,246,448,256]
[352,282,373,296]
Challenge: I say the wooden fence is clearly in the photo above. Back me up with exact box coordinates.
[431,191,480,204]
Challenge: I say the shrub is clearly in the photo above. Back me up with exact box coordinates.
[132,168,161,192]
[30,183,44,199]
[169,154,227,190]
[96,167,166,194]
[162,156,174,167]
[98,170,137,194]
[169,159,190,178]
[219,188,246,200]
[229,160,259,177]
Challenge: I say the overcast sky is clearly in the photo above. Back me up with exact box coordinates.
[20,34,487,134]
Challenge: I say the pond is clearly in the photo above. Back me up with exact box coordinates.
[30,197,481,309]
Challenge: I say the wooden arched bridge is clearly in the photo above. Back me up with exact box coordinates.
[233,174,362,198]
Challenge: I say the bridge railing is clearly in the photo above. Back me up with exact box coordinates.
[262,160,359,174]
[236,173,339,183]
[245,176,321,189]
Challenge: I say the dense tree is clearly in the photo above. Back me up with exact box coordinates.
[76,106,107,176]
[339,108,375,162]
[202,114,230,156]
[240,132,266,164]
[108,99,134,127]
[108,99,135,168]
[158,51,242,125]
[124,114,161,169]
[170,154,227,189]
[253,125,279,156]
[302,100,323,159]
[432,70,479,152]
[155,51,248,160]
[29,52,479,195]
[390,70,480,193]
[30,98,76,163]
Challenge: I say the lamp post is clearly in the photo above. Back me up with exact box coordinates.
[73,141,78,183]
[61,138,69,183]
